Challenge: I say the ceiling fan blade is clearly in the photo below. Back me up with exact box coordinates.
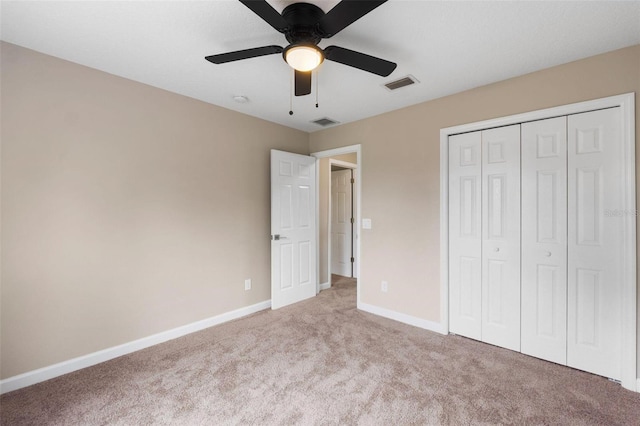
[239,0,288,32]
[324,45,396,77]
[205,45,283,64]
[318,1,387,38]
[295,70,312,96]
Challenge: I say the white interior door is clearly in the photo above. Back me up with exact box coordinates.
[271,150,317,310]
[521,117,568,364]
[481,125,521,352]
[448,131,482,340]
[331,169,353,277]
[567,108,623,380]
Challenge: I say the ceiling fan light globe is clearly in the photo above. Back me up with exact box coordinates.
[285,45,324,72]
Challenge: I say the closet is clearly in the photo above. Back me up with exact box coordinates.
[448,107,624,381]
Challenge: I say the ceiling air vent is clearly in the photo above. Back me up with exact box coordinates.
[384,75,419,91]
[312,117,340,127]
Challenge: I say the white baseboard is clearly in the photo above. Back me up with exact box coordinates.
[358,302,447,335]
[319,281,331,290]
[637,378,640,393]
[0,300,271,395]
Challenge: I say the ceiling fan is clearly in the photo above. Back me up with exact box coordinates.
[205,0,397,97]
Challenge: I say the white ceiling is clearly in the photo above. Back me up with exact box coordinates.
[2,1,639,133]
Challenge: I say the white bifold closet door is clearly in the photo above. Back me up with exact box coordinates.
[521,116,568,364]
[449,131,482,340]
[450,107,625,381]
[449,125,521,350]
[481,125,521,351]
[567,108,623,381]
[516,108,623,381]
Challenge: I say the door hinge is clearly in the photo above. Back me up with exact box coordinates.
[350,217,354,224]
[350,257,355,263]
[351,178,355,184]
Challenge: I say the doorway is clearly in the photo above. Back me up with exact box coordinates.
[311,144,361,308]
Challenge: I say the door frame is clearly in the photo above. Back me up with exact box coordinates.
[329,160,358,282]
[311,144,362,308]
[439,93,636,391]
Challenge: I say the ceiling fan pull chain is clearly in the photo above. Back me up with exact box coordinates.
[315,69,319,108]
[289,69,294,115]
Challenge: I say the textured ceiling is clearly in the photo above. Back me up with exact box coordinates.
[2,1,639,132]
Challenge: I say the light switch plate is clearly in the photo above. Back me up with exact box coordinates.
[362,218,372,229]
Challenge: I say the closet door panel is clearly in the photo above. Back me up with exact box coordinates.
[481,125,521,351]
[567,108,623,380]
[449,132,482,340]
[521,117,568,365]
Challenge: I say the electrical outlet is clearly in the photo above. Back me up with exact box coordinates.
[381,281,388,293]
[244,279,251,291]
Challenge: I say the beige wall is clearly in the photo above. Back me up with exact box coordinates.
[309,45,640,372]
[318,153,358,284]
[0,42,308,378]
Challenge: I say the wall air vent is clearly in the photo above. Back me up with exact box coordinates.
[312,117,340,127]
[384,75,419,91]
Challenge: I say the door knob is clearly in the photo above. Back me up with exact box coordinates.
[545,251,552,257]
[494,247,500,252]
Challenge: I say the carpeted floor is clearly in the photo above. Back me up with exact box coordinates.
[2,277,640,425]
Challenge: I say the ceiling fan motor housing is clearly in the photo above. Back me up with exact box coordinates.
[282,2,325,45]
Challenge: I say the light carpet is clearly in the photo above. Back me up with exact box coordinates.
[2,276,639,425]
